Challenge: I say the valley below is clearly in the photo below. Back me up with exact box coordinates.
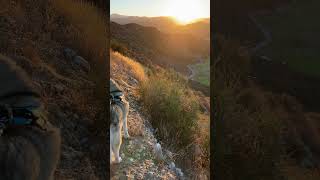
[188,57,210,87]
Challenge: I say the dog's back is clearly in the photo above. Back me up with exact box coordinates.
[110,103,122,127]
[0,54,61,180]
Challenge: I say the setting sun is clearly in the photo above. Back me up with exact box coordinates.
[164,0,209,24]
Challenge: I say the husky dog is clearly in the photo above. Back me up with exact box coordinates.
[110,79,129,164]
[0,54,61,180]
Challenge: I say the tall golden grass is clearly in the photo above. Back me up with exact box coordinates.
[139,70,199,148]
[110,51,146,82]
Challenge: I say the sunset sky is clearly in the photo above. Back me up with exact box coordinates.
[111,0,210,24]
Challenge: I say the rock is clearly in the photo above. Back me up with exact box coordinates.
[73,114,79,120]
[54,84,65,93]
[80,137,88,145]
[175,168,184,178]
[165,149,173,159]
[168,162,175,170]
[134,173,144,179]
[300,145,316,168]
[56,111,66,119]
[261,55,271,61]
[154,143,164,161]
[73,55,90,72]
[63,48,77,61]
[119,175,128,180]
[129,77,138,84]
[194,144,202,157]
[144,172,156,180]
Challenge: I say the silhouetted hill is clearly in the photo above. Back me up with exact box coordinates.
[110,14,210,40]
[110,21,209,74]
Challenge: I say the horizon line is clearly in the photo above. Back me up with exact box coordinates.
[110,13,210,19]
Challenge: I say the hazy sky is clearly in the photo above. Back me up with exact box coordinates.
[110,0,210,18]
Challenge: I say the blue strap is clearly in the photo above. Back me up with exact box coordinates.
[10,117,33,125]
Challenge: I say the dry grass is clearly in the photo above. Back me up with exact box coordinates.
[213,34,320,180]
[110,51,146,82]
[279,159,320,180]
[52,0,107,63]
[21,43,42,66]
[140,71,196,141]
[51,0,108,107]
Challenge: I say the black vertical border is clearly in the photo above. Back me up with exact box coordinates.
[211,0,218,179]
[105,0,110,179]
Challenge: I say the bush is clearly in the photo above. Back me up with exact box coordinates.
[212,34,320,180]
[111,39,129,56]
[139,70,199,148]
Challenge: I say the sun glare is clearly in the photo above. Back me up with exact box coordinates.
[164,0,208,24]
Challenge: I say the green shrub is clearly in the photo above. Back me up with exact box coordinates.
[139,70,199,148]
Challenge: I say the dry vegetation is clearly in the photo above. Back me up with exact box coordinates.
[110,51,146,82]
[52,0,107,62]
[50,0,108,124]
[213,35,320,180]
[139,68,210,178]
[111,49,210,178]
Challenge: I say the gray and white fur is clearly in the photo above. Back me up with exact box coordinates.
[0,54,61,180]
[110,79,130,164]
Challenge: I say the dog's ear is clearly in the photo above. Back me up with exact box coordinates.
[0,54,39,98]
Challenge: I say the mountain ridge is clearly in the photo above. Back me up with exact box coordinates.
[110,14,210,40]
[110,21,209,75]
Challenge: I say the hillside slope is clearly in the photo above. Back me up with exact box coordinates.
[110,21,209,75]
[110,51,187,179]
[0,0,108,179]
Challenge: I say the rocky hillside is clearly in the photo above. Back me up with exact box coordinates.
[0,0,108,179]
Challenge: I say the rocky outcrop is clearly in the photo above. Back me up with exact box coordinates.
[63,48,90,72]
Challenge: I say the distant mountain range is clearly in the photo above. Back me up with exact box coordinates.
[110,14,210,40]
[110,21,210,74]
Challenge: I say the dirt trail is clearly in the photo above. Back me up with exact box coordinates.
[248,13,272,54]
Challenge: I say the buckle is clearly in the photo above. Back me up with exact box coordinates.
[0,104,13,135]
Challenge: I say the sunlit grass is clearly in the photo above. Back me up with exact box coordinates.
[110,51,146,82]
